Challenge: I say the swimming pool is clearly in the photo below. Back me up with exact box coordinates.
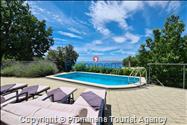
[47,72,146,88]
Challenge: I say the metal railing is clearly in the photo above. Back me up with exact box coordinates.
[128,67,147,85]
[147,63,186,89]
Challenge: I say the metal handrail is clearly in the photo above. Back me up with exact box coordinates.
[129,69,135,76]
[148,63,187,66]
[128,67,147,85]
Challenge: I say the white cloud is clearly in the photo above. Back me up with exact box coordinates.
[113,36,126,43]
[58,31,82,39]
[113,32,140,43]
[167,1,181,13]
[75,40,118,53]
[145,1,181,13]
[93,46,118,52]
[88,1,144,35]
[145,28,152,37]
[28,1,89,31]
[88,1,180,36]
[125,32,140,43]
[29,2,67,25]
[110,49,136,55]
[93,40,103,45]
[68,27,86,35]
[54,38,67,42]
[91,52,104,56]
[146,1,168,8]
[86,44,118,52]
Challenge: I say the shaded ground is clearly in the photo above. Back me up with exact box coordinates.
[1,77,187,125]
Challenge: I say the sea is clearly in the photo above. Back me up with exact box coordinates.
[77,61,123,69]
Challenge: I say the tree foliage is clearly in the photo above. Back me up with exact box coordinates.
[47,45,79,72]
[123,15,186,67]
[123,15,187,88]
[138,15,187,67]
[1,0,54,61]
[73,63,146,76]
[122,56,138,67]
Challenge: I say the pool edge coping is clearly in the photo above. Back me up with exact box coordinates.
[46,71,146,89]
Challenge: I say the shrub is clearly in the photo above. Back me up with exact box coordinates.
[47,45,79,72]
[73,64,146,76]
[88,66,100,73]
[104,68,110,74]
[111,69,118,74]
[0,62,24,76]
[73,63,87,71]
[1,59,14,67]
[1,60,58,77]
[99,67,107,73]
[122,68,132,75]
[25,61,58,77]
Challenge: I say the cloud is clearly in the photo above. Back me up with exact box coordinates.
[145,28,153,37]
[85,45,118,52]
[93,40,103,45]
[75,40,118,54]
[166,1,181,13]
[145,1,168,8]
[125,32,140,43]
[54,38,67,42]
[88,1,181,36]
[113,36,126,43]
[113,32,140,43]
[145,1,181,13]
[28,1,88,30]
[58,31,82,39]
[68,27,86,35]
[90,52,104,56]
[88,1,143,35]
[29,1,183,61]
[110,49,136,55]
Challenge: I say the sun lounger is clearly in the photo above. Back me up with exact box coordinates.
[1,88,106,125]
[1,100,88,125]
[36,87,77,103]
[16,85,50,101]
[0,83,27,95]
[1,85,50,107]
[25,100,87,116]
[73,89,107,125]
[1,95,17,107]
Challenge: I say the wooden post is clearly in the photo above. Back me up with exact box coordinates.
[148,65,151,84]
[183,65,186,89]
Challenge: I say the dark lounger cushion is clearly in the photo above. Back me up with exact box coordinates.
[20,85,39,95]
[47,88,67,102]
[1,96,6,103]
[0,84,16,94]
[81,91,104,110]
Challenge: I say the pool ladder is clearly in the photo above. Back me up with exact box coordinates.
[128,67,147,85]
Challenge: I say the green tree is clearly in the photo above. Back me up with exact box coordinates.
[138,15,186,65]
[47,45,79,72]
[122,15,186,88]
[122,56,138,67]
[137,15,187,88]
[1,0,54,61]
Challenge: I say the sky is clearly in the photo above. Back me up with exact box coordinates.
[28,1,187,62]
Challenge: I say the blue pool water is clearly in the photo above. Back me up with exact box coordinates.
[55,72,139,86]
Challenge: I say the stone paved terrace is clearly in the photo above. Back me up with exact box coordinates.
[1,77,187,125]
